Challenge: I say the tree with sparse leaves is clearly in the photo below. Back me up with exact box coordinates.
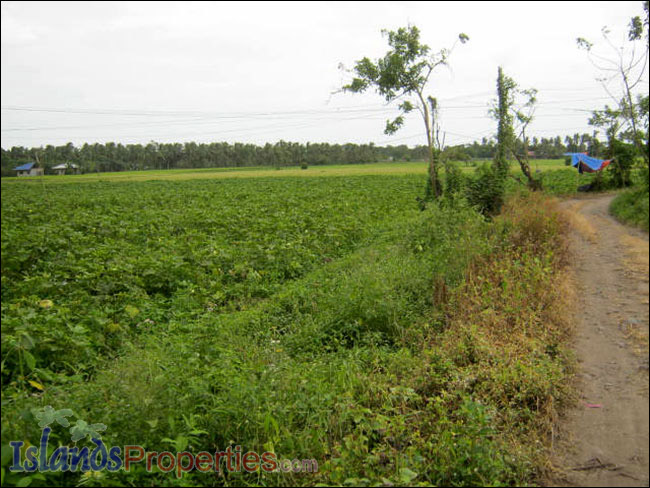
[340,25,469,200]
[577,0,649,179]
[490,67,541,190]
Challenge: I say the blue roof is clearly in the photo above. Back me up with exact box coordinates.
[14,162,35,171]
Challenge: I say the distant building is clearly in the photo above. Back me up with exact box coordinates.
[527,150,536,158]
[14,162,44,177]
[52,163,79,175]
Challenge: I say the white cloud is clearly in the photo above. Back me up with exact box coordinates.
[1,1,648,148]
[1,7,38,45]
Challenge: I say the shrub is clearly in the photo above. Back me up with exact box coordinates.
[610,186,650,231]
[442,163,466,199]
[466,163,506,215]
[608,138,637,188]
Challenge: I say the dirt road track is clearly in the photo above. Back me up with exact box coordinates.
[552,193,649,486]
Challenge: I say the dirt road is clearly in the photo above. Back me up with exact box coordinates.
[552,193,649,486]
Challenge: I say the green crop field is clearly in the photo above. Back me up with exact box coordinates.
[1,174,426,383]
[1,165,580,486]
[0,159,573,185]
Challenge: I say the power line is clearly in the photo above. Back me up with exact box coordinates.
[0,99,613,134]
[3,87,643,147]
[2,111,394,144]
[0,105,398,118]
[0,110,397,133]
[0,95,624,123]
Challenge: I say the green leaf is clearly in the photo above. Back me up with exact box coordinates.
[1,445,13,467]
[70,419,106,442]
[22,351,36,371]
[55,409,74,427]
[15,476,32,487]
[125,305,140,318]
[20,334,35,350]
[398,468,418,484]
[175,435,188,452]
[33,406,74,429]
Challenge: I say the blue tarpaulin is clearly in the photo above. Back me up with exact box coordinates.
[564,153,612,174]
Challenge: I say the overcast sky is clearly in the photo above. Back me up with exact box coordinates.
[1,1,648,149]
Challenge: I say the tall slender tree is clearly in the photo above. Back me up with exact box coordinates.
[340,25,469,200]
[491,67,541,190]
[493,67,515,177]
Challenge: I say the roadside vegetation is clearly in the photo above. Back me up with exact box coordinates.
[610,183,650,231]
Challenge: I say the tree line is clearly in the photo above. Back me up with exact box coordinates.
[455,132,606,161]
[0,133,604,177]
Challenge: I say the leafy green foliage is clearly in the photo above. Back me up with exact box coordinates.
[2,172,575,487]
[492,67,516,176]
[32,406,74,429]
[467,164,506,215]
[491,67,541,191]
[608,138,638,187]
[1,176,425,388]
[69,419,107,442]
[1,134,615,178]
[610,185,650,231]
[344,26,435,101]
[1,141,425,177]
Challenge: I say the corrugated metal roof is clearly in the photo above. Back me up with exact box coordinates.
[14,162,35,171]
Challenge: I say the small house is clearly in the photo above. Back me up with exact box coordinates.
[52,163,79,175]
[14,162,44,177]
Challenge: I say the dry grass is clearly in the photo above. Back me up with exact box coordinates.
[562,201,598,243]
[619,234,649,280]
[420,193,577,482]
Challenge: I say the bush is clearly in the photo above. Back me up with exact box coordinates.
[608,138,637,188]
[442,163,466,199]
[466,163,506,215]
[610,186,650,231]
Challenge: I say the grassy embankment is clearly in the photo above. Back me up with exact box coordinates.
[610,185,650,232]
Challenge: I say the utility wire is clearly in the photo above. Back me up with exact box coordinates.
[0,95,622,122]
[3,88,643,146]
